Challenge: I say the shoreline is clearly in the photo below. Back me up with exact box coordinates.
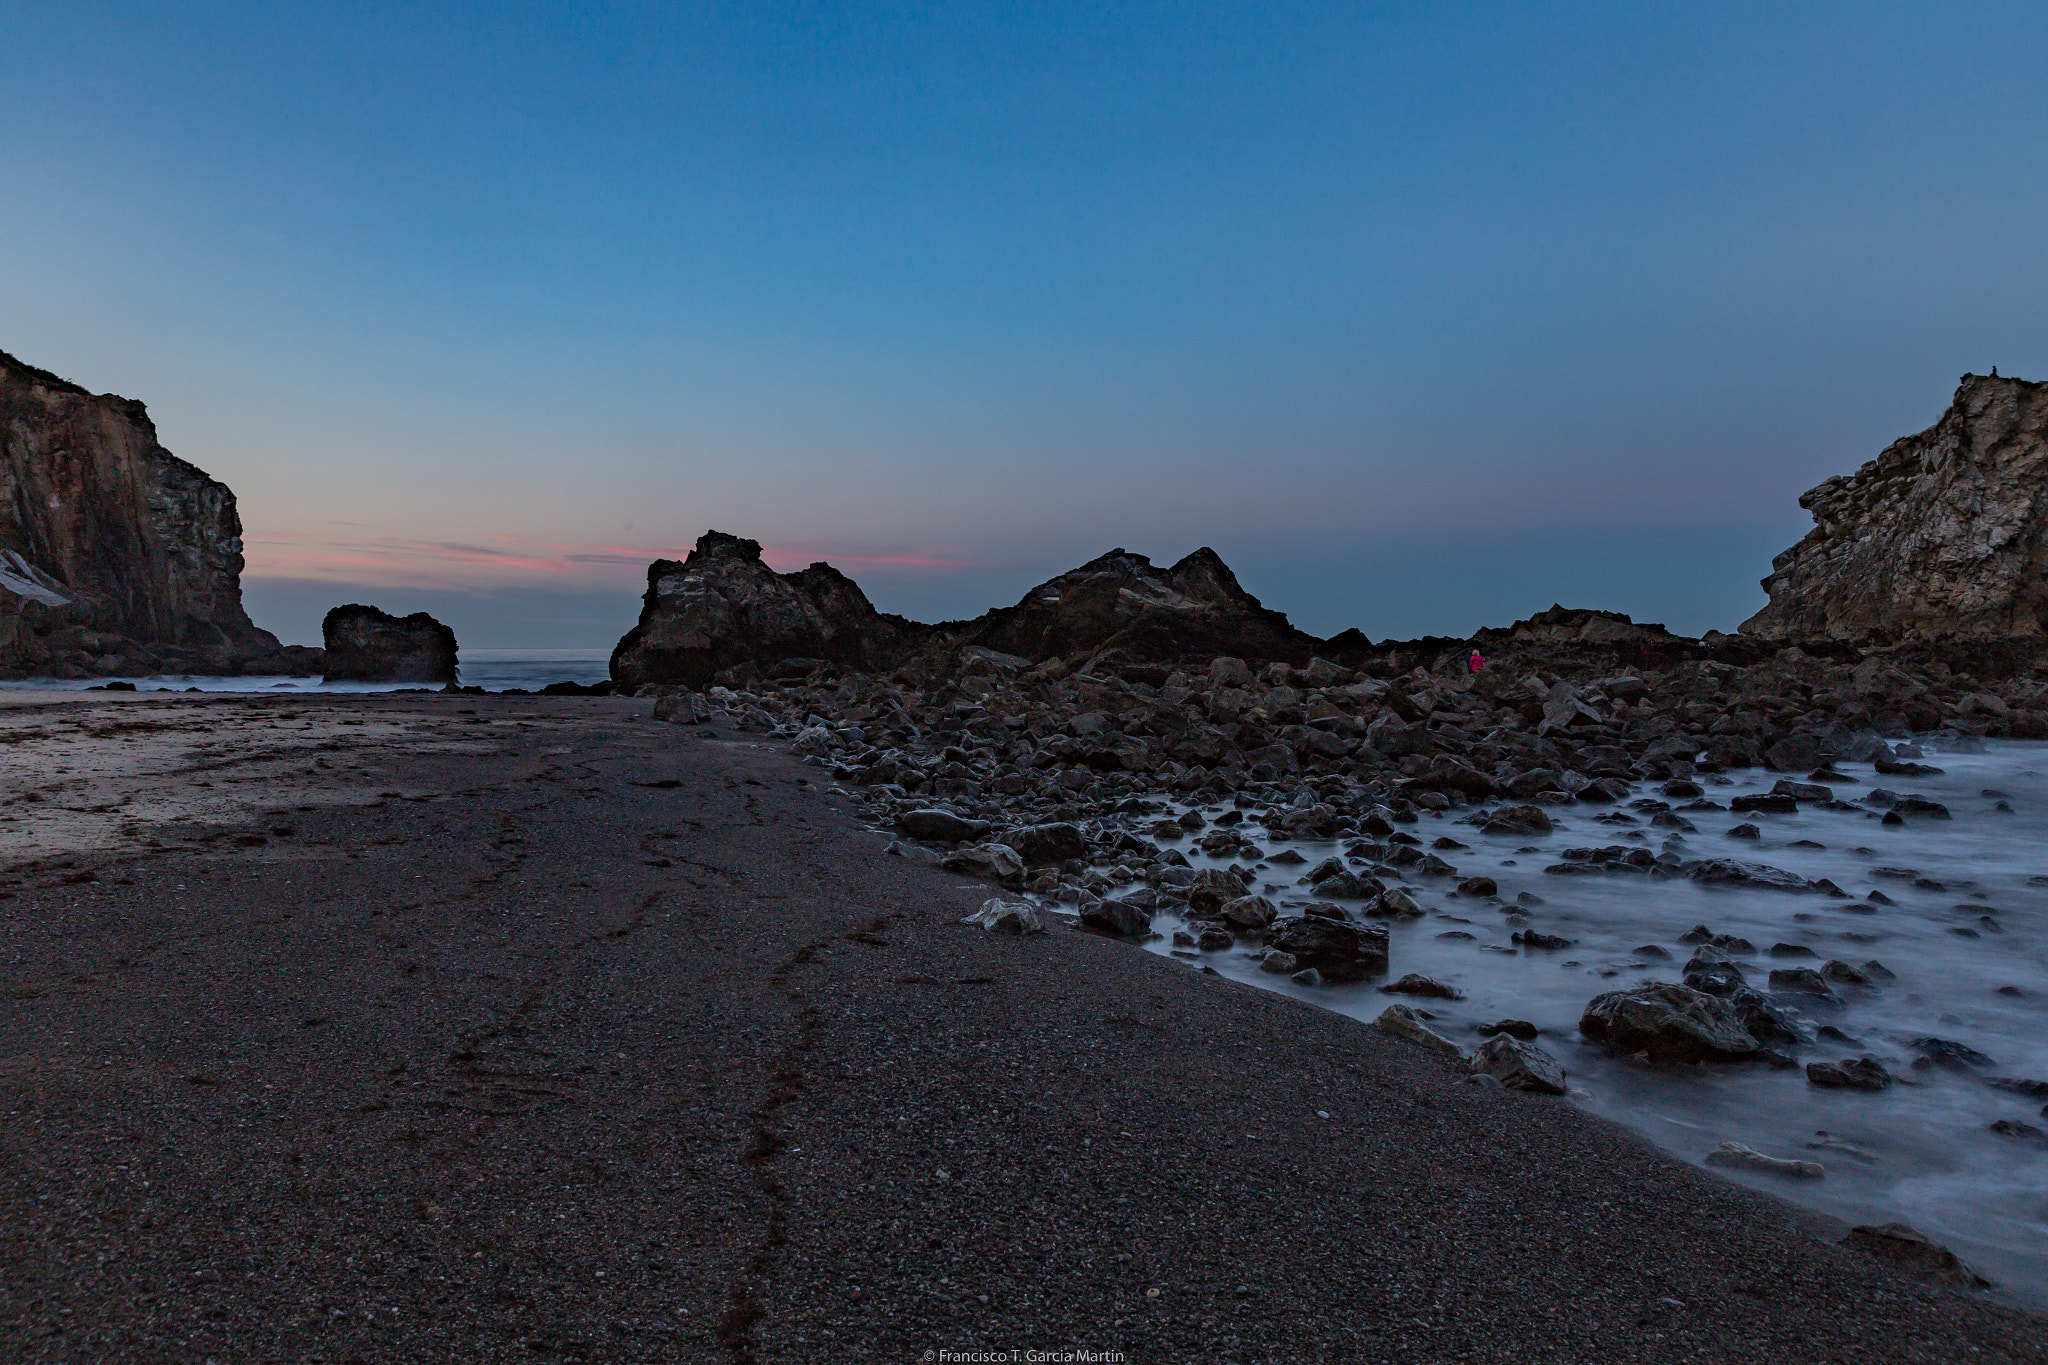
[1,690,2042,1362]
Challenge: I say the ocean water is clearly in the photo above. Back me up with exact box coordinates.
[0,647,614,695]
[1118,741,2048,1306]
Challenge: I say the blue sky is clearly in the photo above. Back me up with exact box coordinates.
[5,2,2044,647]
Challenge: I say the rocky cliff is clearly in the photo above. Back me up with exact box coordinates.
[957,547,1318,667]
[610,533,1322,689]
[322,605,458,683]
[610,532,920,690]
[1743,373,2048,644]
[0,348,309,677]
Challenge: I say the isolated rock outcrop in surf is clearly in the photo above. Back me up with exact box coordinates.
[1743,372,2048,644]
[610,532,920,690]
[0,348,310,678]
[321,604,458,683]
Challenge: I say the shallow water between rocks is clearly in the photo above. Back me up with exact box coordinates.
[1094,741,2048,1307]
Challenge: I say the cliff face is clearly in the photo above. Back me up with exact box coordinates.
[610,532,1321,689]
[0,349,302,676]
[1743,374,2048,644]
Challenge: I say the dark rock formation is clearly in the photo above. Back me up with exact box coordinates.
[611,532,918,691]
[611,532,1320,689]
[1744,373,2048,643]
[0,348,310,677]
[321,605,457,683]
[957,547,1318,668]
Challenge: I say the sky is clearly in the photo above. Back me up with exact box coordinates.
[4,2,2045,648]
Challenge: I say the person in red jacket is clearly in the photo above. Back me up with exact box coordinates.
[1467,649,1486,674]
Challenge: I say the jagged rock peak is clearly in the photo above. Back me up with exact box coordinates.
[1743,373,2048,644]
[1485,605,1685,646]
[610,530,909,690]
[965,545,1318,665]
[0,347,305,678]
[321,604,458,683]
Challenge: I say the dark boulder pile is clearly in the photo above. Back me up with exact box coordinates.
[321,604,458,683]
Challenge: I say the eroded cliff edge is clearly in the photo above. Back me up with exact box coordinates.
[1743,373,2048,645]
[0,349,312,677]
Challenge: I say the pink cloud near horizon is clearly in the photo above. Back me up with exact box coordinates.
[242,531,1015,591]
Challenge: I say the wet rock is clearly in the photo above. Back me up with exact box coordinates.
[1003,822,1088,865]
[939,843,1025,884]
[1375,1004,1464,1057]
[1259,950,1299,974]
[1313,870,1382,900]
[1266,916,1389,982]
[1290,967,1324,986]
[1186,866,1255,913]
[1480,804,1554,836]
[1705,1141,1824,1179]
[898,809,992,843]
[1820,959,1874,988]
[1683,859,1813,892]
[960,898,1046,934]
[1455,876,1498,897]
[1768,968,1841,1002]
[1806,1056,1892,1091]
[322,605,457,683]
[1989,1119,2045,1140]
[1911,1037,1993,1070]
[1891,795,1952,819]
[1985,1076,2048,1100]
[1466,1033,1567,1095]
[1771,779,1832,802]
[1513,929,1572,950]
[1382,973,1461,999]
[1724,822,1761,839]
[1217,894,1278,930]
[1579,983,1762,1064]
[1480,1019,1540,1040]
[1840,1223,1992,1289]
[1080,899,1153,938]
[1729,793,1798,814]
[1369,888,1424,919]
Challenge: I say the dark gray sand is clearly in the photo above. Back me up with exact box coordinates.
[0,693,2041,1363]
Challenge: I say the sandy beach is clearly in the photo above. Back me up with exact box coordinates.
[1,690,2042,1363]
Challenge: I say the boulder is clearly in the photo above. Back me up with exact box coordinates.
[1382,973,1461,999]
[1806,1056,1892,1091]
[960,898,1046,934]
[1265,917,1389,982]
[1185,866,1253,913]
[321,605,457,683]
[1375,1004,1464,1057]
[898,809,992,843]
[1705,1142,1824,1179]
[1003,821,1088,865]
[1579,983,1762,1064]
[1466,1034,1567,1095]
[1216,894,1278,929]
[938,843,1025,884]
[1743,373,2048,643]
[1080,899,1153,938]
[1481,804,1553,836]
